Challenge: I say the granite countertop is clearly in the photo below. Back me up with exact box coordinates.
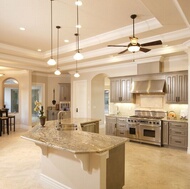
[162,118,188,123]
[21,119,127,154]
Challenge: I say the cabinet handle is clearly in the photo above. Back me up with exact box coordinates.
[175,140,182,143]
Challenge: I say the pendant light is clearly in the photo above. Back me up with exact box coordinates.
[74,61,80,78]
[73,0,83,60]
[54,26,61,75]
[47,0,56,66]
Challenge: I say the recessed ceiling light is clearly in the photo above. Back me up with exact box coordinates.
[37,49,42,52]
[0,73,4,77]
[64,39,69,43]
[19,27,26,31]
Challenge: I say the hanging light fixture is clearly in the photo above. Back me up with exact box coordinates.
[73,0,83,60]
[47,0,56,66]
[74,61,80,78]
[54,26,61,75]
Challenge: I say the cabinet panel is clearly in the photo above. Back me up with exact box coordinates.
[162,121,169,145]
[106,116,117,136]
[59,83,71,101]
[166,72,188,104]
[110,77,134,103]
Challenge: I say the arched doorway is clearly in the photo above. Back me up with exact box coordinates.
[91,74,110,127]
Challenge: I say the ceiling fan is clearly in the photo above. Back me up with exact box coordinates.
[108,14,162,54]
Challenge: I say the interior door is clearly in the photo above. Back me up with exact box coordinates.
[73,80,87,118]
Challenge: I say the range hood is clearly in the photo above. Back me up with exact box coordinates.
[131,80,165,94]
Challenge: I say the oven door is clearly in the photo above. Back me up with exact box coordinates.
[126,123,139,139]
[139,124,161,144]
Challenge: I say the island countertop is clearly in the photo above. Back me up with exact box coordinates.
[21,119,127,154]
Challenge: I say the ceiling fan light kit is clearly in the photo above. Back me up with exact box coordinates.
[108,14,162,54]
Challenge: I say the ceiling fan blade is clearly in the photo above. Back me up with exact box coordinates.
[118,49,128,54]
[141,40,162,47]
[140,47,151,53]
[108,45,128,47]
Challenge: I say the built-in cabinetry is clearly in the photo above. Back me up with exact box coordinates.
[162,120,188,149]
[166,71,188,104]
[106,116,117,136]
[110,77,134,103]
[47,109,71,121]
[59,83,71,101]
[116,117,127,137]
[81,121,99,133]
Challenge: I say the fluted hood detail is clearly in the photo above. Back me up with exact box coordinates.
[131,80,165,94]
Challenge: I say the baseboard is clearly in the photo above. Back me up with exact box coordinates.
[40,173,72,189]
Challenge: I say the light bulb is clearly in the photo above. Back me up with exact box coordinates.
[75,1,82,6]
[128,44,140,52]
[74,72,80,78]
[54,69,61,75]
[47,58,56,66]
[73,52,83,60]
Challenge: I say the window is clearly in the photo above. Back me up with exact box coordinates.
[3,78,19,113]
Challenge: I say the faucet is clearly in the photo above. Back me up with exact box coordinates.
[57,110,66,130]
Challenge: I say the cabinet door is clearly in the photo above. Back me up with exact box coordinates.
[110,79,121,102]
[166,72,188,104]
[120,78,133,103]
[106,117,116,135]
[166,75,178,103]
[178,73,188,103]
[59,83,71,101]
[162,121,169,145]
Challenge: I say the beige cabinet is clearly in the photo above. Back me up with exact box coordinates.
[59,83,71,101]
[110,77,134,103]
[168,121,188,149]
[162,121,169,145]
[116,117,127,137]
[81,121,99,133]
[106,116,117,136]
[166,72,188,104]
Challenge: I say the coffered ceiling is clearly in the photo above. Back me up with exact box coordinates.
[0,0,190,75]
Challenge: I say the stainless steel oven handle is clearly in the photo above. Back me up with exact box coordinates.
[139,124,161,128]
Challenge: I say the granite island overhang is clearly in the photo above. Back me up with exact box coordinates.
[21,119,127,189]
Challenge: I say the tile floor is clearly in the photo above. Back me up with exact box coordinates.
[0,126,190,189]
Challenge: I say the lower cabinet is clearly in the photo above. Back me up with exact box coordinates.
[106,116,117,136]
[81,121,99,133]
[116,117,127,137]
[162,120,188,149]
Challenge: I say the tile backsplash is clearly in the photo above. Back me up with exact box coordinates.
[109,94,188,119]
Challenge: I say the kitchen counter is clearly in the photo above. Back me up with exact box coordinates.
[162,118,188,123]
[21,119,126,154]
[21,119,127,189]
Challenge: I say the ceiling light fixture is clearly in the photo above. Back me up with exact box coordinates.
[73,0,83,60]
[0,73,4,77]
[47,0,56,66]
[74,61,80,78]
[54,26,61,76]
[19,27,25,31]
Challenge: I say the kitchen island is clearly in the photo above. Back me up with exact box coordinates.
[21,119,127,189]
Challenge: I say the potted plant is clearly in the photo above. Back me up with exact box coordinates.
[34,100,46,127]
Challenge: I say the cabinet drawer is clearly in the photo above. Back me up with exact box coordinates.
[169,128,187,136]
[116,123,127,130]
[117,118,127,123]
[169,135,187,148]
[169,122,187,129]
[116,129,126,137]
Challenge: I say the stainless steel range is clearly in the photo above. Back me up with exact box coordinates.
[126,110,167,146]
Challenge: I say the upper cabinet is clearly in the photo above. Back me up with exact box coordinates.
[166,71,188,104]
[59,83,71,101]
[110,77,134,103]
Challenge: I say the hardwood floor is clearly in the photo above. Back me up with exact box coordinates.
[0,126,190,189]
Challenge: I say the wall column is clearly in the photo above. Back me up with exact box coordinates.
[185,41,190,154]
